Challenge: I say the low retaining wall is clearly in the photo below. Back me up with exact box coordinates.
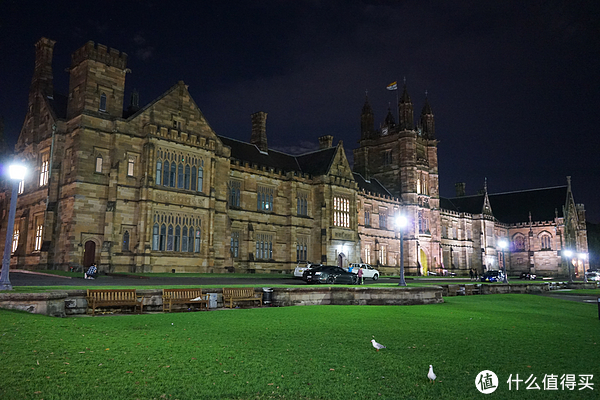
[0,292,68,317]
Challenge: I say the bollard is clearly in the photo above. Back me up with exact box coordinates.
[598,297,600,321]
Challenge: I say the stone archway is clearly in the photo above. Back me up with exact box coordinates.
[83,240,96,268]
[420,248,428,276]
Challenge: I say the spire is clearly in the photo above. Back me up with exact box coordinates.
[420,93,435,139]
[361,92,374,139]
[398,82,414,131]
[384,106,395,128]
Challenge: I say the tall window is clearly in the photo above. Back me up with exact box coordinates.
[99,93,107,111]
[364,208,371,226]
[379,246,387,265]
[127,156,135,177]
[333,196,350,228]
[122,230,130,251]
[194,226,201,253]
[379,208,387,229]
[197,166,203,192]
[365,244,371,265]
[34,220,43,251]
[257,186,273,211]
[12,228,19,253]
[297,193,308,216]
[156,160,162,185]
[95,155,103,173]
[177,163,184,189]
[230,231,240,258]
[191,166,197,191]
[169,163,176,187]
[160,224,166,251]
[174,225,181,251]
[182,226,188,252]
[167,225,174,251]
[383,150,392,166]
[229,181,241,207]
[152,224,159,250]
[418,210,423,233]
[39,153,49,186]
[514,235,526,251]
[296,237,308,261]
[184,165,190,190]
[255,233,273,260]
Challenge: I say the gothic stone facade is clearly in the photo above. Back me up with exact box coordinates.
[0,38,589,277]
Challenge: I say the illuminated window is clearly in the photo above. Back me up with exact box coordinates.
[379,246,387,265]
[12,228,19,253]
[127,156,135,177]
[34,221,43,251]
[365,244,371,265]
[95,155,103,173]
[18,179,24,195]
[39,153,49,186]
[333,196,350,228]
[257,186,274,212]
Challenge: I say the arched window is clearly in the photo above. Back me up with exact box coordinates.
[99,93,107,111]
[177,163,184,189]
[174,225,181,252]
[184,165,190,190]
[170,163,176,188]
[197,167,203,192]
[163,161,170,186]
[160,224,166,251]
[513,235,526,251]
[191,167,197,191]
[167,225,174,251]
[155,160,162,185]
[182,226,188,252]
[122,231,130,252]
[152,224,159,250]
[540,234,552,250]
[188,226,195,252]
[194,226,201,253]
[95,155,103,173]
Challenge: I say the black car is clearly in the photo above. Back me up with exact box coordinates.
[303,265,358,284]
[480,270,505,282]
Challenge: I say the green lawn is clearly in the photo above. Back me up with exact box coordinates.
[0,294,597,399]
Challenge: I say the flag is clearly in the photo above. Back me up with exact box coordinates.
[386,81,398,91]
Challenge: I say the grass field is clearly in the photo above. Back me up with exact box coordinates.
[0,294,598,399]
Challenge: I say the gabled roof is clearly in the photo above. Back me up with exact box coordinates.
[442,186,568,224]
[218,135,337,176]
[47,91,68,119]
[353,173,394,198]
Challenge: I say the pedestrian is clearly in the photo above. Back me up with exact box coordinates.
[469,268,474,281]
[357,267,364,285]
[474,269,479,281]
[85,263,98,279]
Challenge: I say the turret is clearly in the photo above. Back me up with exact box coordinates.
[398,83,414,131]
[30,38,56,102]
[420,96,435,139]
[66,41,128,119]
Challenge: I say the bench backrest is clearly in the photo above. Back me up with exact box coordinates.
[223,287,256,298]
[162,288,203,300]
[87,289,137,302]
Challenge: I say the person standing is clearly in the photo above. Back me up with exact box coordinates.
[469,268,474,281]
[357,267,364,285]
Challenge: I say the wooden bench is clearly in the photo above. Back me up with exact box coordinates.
[162,288,209,312]
[222,287,263,309]
[86,289,143,316]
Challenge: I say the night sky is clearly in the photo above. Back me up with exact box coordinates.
[2,1,599,222]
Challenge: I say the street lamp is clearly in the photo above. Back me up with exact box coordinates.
[563,249,573,283]
[498,239,509,284]
[395,214,408,287]
[1,164,27,291]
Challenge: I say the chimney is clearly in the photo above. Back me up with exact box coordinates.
[31,37,56,100]
[250,111,268,152]
[455,182,466,197]
[318,135,333,149]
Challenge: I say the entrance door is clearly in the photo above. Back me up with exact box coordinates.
[420,248,428,276]
[83,241,96,268]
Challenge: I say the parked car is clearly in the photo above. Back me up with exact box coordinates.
[480,270,505,282]
[519,272,537,280]
[294,261,314,278]
[303,265,358,284]
[347,263,380,280]
[586,271,600,282]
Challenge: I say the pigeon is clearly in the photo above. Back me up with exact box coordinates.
[428,365,436,382]
[371,339,386,351]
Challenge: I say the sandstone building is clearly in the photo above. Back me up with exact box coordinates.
[0,38,589,278]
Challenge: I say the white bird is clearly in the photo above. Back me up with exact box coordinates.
[428,365,436,382]
[371,339,386,351]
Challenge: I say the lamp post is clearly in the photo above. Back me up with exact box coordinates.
[579,253,588,282]
[1,164,27,291]
[563,249,573,283]
[498,239,508,284]
[395,215,407,287]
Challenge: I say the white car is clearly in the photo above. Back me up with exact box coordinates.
[348,263,380,280]
[294,262,314,278]
[586,271,600,282]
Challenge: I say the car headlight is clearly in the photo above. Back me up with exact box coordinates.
[315,272,322,275]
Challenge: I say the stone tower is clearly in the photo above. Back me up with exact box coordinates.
[66,41,128,119]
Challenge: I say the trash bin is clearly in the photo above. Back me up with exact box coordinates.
[262,287,273,305]
[207,293,217,309]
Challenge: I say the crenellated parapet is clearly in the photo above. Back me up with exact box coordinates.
[71,41,128,69]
